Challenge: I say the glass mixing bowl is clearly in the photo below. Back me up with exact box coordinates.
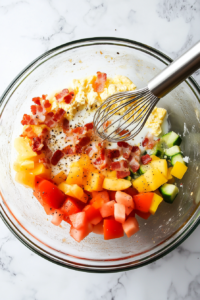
[0,38,200,273]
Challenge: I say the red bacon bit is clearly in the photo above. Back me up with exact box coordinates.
[142,134,159,150]
[32,137,43,152]
[61,118,70,133]
[129,158,140,172]
[85,122,93,131]
[107,149,120,159]
[21,126,37,139]
[142,137,149,147]
[93,148,108,170]
[55,89,69,101]
[116,128,130,137]
[51,150,64,166]
[64,91,75,104]
[117,141,132,159]
[32,97,41,105]
[103,120,111,131]
[63,145,74,155]
[132,146,140,153]
[53,108,65,122]
[94,72,107,93]
[21,114,38,125]
[110,160,129,171]
[117,170,130,179]
[75,137,91,154]
[44,112,55,128]
[72,127,85,135]
[141,154,152,165]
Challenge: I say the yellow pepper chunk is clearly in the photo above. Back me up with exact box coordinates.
[150,155,160,161]
[84,172,104,192]
[144,169,168,191]
[103,178,131,191]
[167,167,173,180]
[13,159,34,172]
[66,165,84,186]
[150,159,168,178]
[133,175,152,193]
[31,163,51,179]
[52,171,67,185]
[58,182,88,203]
[149,193,163,214]
[14,137,37,160]
[171,161,188,179]
[15,171,35,188]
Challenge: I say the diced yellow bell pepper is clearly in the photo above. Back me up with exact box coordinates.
[66,165,84,186]
[167,167,173,180]
[14,137,37,160]
[144,169,168,191]
[52,171,67,185]
[15,171,35,188]
[29,153,45,163]
[132,175,152,193]
[171,161,188,179]
[103,178,131,191]
[101,170,117,178]
[58,182,88,203]
[13,159,34,172]
[149,193,163,214]
[150,159,168,178]
[150,155,160,161]
[84,172,105,192]
[31,163,51,179]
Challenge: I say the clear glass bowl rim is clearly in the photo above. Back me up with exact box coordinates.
[0,37,200,273]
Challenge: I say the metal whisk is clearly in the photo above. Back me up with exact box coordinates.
[94,41,200,142]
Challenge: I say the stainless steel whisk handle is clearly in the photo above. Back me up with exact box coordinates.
[148,41,200,98]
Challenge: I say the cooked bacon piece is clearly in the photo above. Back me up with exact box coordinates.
[141,154,152,165]
[44,112,56,128]
[39,141,52,168]
[85,122,93,131]
[75,137,91,154]
[94,72,107,93]
[128,145,141,172]
[116,128,130,137]
[72,127,85,135]
[51,150,64,166]
[39,127,49,141]
[55,89,69,101]
[32,97,41,105]
[132,146,140,153]
[107,149,120,159]
[142,133,159,150]
[117,141,132,159]
[110,160,129,170]
[64,91,75,104]
[93,148,109,170]
[61,118,70,133]
[103,120,111,131]
[21,126,37,139]
[85,142,98,158]
[32,137,43,152]
[129,157,140,172]
[117,170,131,179]
[53,108,65,122]
[63,145,74,155]
[21,114,38,125]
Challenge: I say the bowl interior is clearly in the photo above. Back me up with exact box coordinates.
[0,39,200,271]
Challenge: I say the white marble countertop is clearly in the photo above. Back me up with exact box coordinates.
[0,0,200,299]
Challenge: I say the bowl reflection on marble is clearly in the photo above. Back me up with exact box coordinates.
[0,37,200,273]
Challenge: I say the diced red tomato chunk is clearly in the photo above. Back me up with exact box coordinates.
[51,210,64,226]
[92,221,104,235]
[125,206,134,216]
[115,191,134,208]
[100,200,115,218]
[91,191,109,209]
[69,212,87,229]
[108,191,116,200]
[114,203,125,223]
[135,210,151,220]
[122,217,139,238]
[70,222,93,242]
[104,219,124,240]
[38,180,66,209]
[83,205,102,225]
[61,197,81,216]
[133,193,154,213]
[123,187,138,197]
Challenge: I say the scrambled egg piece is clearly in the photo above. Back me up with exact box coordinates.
[145,107,167,136]
[50,75,136,120]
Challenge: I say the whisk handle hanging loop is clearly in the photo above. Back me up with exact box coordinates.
[148,41,200,98]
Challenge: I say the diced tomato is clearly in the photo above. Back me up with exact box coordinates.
[91,191,109,209]
[114,203,125,223]
[91,191,99,198]
[92,221,104,235]
[125,206,134,216]
[123,187,138,197]
[100,200,115,218]
[63,215,72,225]
[51,210,64,226]
[61,197,81,216]
[122,217,139,238]
[38,180,66,209]
[108,191,116,200]
[115,191,134,208]
[69,212,87,229]
[141,154,152,165]
[43,203,55,215]
[135,210,151,220]
[84,205,102,225]
[70,222,93,242]
[104,219,124,240]
[133,193,154,213]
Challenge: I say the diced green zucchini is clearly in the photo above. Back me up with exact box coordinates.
[147,142,164,158]
[161,131,182,147]
[125,176,132,181]
[164,146,181,158]
[130,168,140,179]
[139,164,151,175]
[160,183,179,203]
[171,153,185,166]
